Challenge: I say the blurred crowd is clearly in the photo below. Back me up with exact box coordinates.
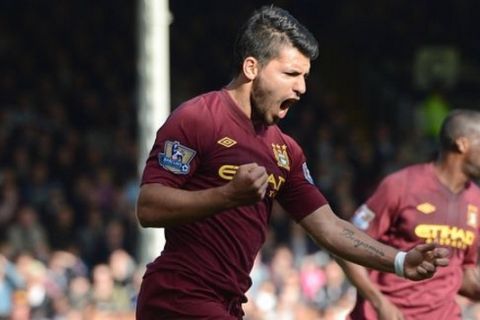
[2,1,480,319]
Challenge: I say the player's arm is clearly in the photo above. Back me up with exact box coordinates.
[458,267,480,300]
[335,258,404,319]
[299,204,449,281]
[136,163,268,227]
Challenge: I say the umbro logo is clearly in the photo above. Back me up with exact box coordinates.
[217,137,237,148]
[416,202,436,214]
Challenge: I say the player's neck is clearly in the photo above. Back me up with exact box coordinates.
[434,157,469,194]
[225,78,253,119]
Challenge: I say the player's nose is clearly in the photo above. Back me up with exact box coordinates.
[293,77,306,96]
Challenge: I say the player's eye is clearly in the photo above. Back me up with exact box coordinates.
[285,71,300,77]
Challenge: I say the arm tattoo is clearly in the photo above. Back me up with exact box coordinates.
[342,228,385,257]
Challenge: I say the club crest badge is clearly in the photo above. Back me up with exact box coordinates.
[272,144,290,170]
[158,140,196,174]
[467,204,478,228]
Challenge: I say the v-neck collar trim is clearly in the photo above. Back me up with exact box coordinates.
[220,89,268,136]
[429,162,470,197]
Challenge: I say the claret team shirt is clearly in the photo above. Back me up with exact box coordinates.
[350,163,480,320]
[141,89,327,304]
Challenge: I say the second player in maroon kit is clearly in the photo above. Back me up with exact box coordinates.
[339,109,480,320]
[350,163,480,319]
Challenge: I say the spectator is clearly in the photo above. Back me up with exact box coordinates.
[7,206,49,259]
[0,254,25,319]
[90,264,131,315]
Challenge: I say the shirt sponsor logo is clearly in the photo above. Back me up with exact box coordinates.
[467,205,478,228]
[416,202,436,214]
[158,140,196,174]
[351,204,375,230]
[272,144,290,170]
[415,224,475,249]
[218,164,285,198]
[217,137,237,148]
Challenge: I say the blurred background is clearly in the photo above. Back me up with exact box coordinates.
[1,0,480,319]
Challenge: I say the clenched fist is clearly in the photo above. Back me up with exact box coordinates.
[223,163,269,207]
[404,243,449,281]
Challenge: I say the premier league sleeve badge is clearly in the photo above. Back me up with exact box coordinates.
[158,140,197,174]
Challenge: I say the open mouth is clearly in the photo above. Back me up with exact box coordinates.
[278,99,298,119]
[280,98,298,110]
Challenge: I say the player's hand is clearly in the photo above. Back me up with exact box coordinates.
[403,243,449,281]
[224,163,269,206]
[375,297,404,320]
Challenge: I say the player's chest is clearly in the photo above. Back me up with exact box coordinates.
[200,131,291,196]
[398,191,479,248]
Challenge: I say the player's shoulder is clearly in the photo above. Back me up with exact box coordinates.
[466,180,480,197]
[270,127,299,147]
[270,127,303,154]
[167,90,226,128]
[398,162,431,176]
[463,181,480,211]
[381,163,430,187]
[174,90,222,115]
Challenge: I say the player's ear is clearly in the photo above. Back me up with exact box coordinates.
[455,136,469,154]
[242,56,259,81]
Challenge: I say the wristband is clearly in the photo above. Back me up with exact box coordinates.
[394,251,407,278]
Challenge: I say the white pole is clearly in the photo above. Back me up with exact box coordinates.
[137,0,171,265]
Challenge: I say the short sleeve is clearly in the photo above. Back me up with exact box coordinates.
[277,140,327,222]
[140,100,213,188]
[351,173,403,239]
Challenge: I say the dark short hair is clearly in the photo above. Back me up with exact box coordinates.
[439,109,480,152]
[232,5,319,74]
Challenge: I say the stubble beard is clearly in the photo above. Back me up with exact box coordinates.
[251,79,277,126]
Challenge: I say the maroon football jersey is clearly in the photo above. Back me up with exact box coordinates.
[350,163,480,320]
[140,89,327,309]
